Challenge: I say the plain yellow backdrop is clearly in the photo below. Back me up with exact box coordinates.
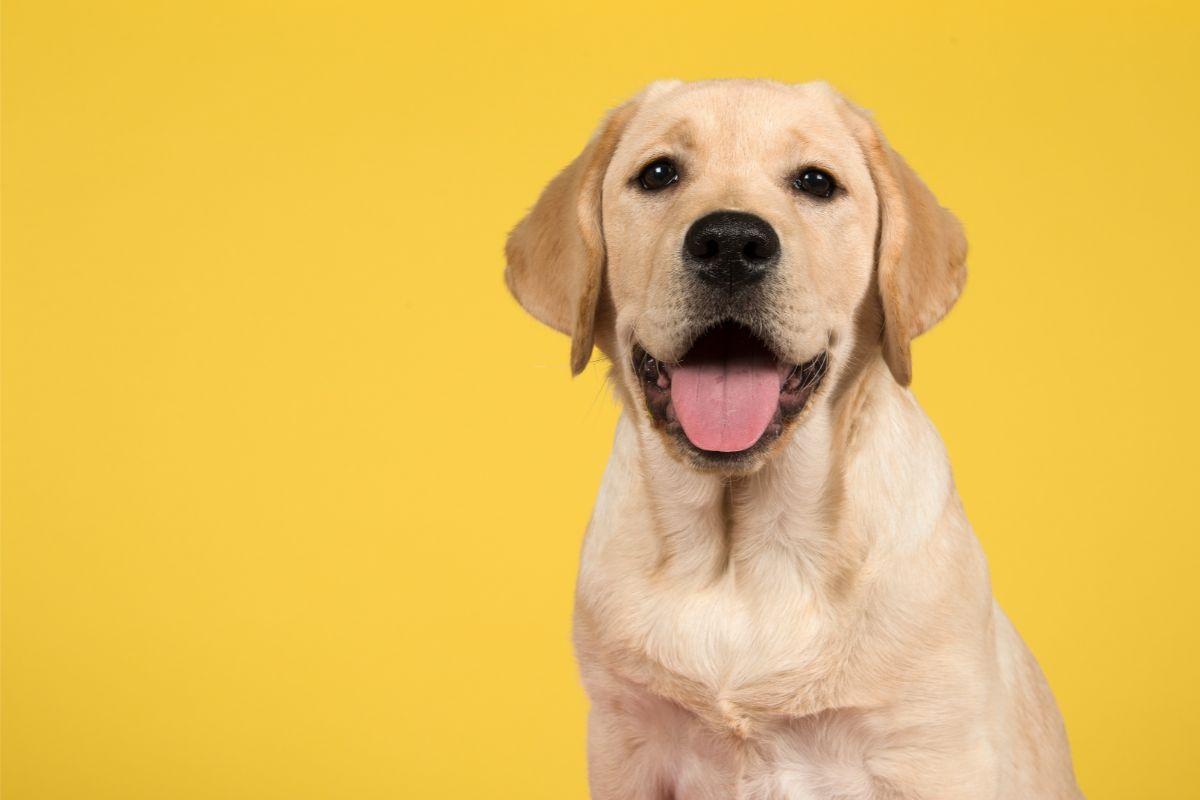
[3,1,1199,797]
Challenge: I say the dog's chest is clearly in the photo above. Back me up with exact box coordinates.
[593,684,902,800]
[578,556,847,732]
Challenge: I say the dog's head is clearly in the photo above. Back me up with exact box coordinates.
[506,80,966,473]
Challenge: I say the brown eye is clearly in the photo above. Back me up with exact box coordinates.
[793,168,836,199]
[638,159,679,191]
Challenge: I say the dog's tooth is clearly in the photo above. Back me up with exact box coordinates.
[641,354,660,383]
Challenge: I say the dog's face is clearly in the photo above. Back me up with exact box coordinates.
[602,82,875,469]
[507,80,967,473]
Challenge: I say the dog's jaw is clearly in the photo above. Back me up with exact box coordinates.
[630,322,831,474]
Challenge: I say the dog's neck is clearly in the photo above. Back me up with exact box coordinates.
[618,353,954,589]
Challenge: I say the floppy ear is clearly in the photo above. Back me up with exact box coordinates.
[842,104,968,386]
[505,98,642,375]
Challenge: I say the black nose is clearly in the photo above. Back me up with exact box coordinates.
[682,211,780,289]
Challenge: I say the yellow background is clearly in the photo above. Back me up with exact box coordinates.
[4,1,1199,797]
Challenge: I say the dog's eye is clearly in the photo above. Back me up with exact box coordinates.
[793,168,837,199]
[638,159,679,191]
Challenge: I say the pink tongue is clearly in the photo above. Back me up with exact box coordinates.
[671,354,781,453]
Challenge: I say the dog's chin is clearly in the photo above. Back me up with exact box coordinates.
[632,321,829,474]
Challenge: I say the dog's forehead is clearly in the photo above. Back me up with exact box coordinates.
[618,81,851,160]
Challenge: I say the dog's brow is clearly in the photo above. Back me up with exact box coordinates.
[635,118,694,156]
[626,118,696,170]
[663,118,695,148]
[785,127,813,150]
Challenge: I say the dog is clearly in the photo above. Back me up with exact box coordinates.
[505,80,1082,799]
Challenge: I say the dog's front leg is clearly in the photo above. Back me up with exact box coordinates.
[585,691,740,800]
[586,705,673,800]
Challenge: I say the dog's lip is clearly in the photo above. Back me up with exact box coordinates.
[631,343,828,401]
[630,323,829,459]
[629,325,826,389]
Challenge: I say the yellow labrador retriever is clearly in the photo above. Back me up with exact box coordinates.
[506,80,1082,799]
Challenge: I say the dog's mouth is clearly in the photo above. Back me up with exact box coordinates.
[633,321,828,461]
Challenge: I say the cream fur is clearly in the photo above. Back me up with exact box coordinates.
[507,79,1081,799]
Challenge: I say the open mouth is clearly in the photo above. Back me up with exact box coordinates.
[633,321,828,459]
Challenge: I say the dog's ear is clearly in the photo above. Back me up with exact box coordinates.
[840,102,968,386]
[505,89,655,375]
